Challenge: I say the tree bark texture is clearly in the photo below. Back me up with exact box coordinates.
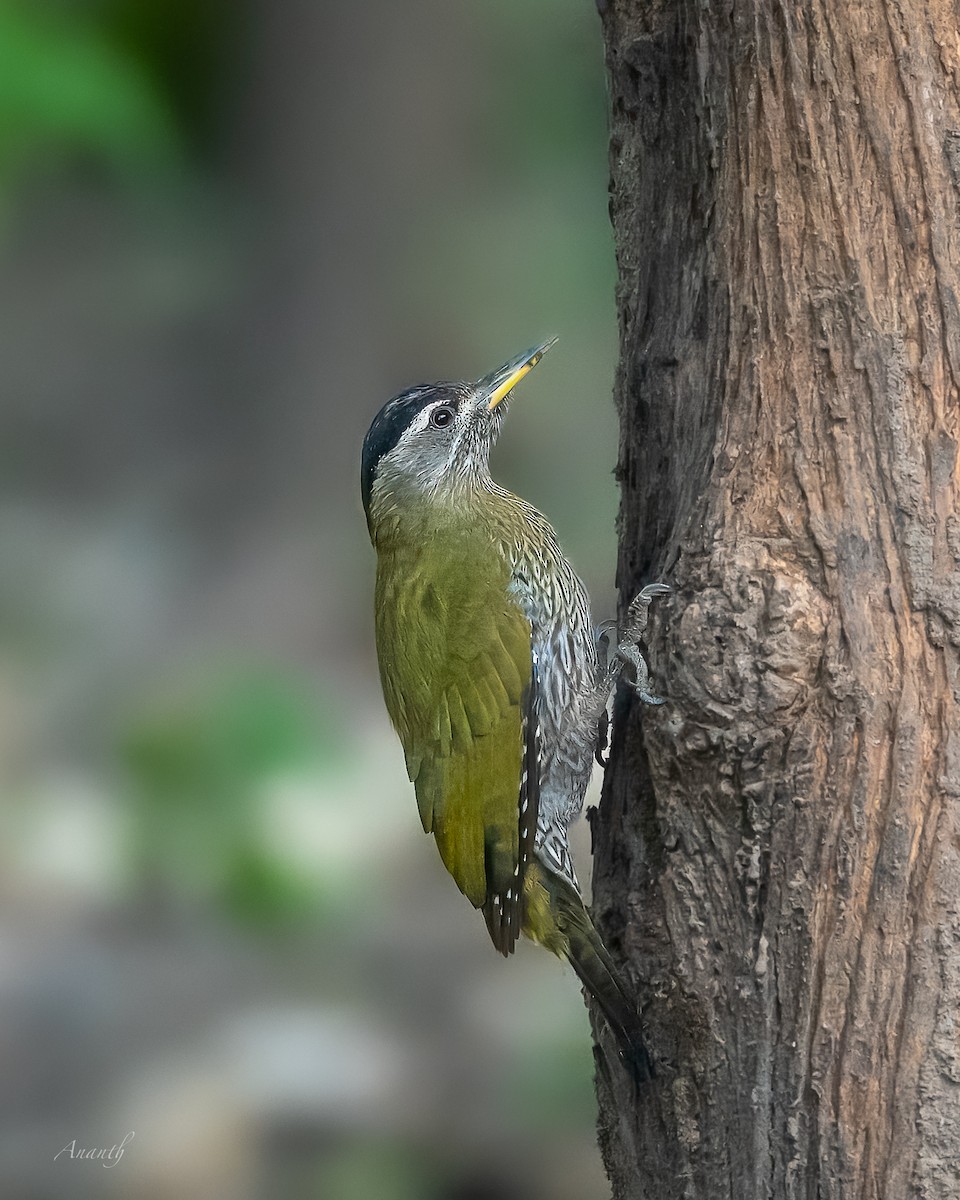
[593,3,960,1197]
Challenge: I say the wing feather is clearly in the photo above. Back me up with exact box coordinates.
[374,538,539,952]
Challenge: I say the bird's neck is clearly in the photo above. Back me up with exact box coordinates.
[369,469,511,548]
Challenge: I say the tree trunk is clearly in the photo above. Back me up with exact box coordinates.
[593,2,960,1197]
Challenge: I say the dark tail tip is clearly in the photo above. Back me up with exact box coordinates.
[618,1033,655,1086]
[535,860,657,1084]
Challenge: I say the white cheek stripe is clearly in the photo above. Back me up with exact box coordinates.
[400,401,468,457]
[407,406,439,436]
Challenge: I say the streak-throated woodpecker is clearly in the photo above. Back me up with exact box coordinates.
[361,340,667,1077]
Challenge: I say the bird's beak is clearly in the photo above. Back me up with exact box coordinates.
[479,338,558,411]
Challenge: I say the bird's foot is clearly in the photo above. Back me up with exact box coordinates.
[617,642,665,706]
[616,583,670,706]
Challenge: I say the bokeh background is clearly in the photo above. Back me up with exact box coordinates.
[0,2,623,1197]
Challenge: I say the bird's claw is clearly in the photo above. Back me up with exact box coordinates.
[616,584,669,707]
[594,619,618,658]
[624,582,671,629]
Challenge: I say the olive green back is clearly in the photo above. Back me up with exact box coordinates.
[374,528,531,928]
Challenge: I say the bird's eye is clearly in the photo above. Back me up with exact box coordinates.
[430,405,456,428]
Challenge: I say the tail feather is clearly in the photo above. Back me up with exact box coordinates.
[523,859,654,1083]
[562,907,654,1084]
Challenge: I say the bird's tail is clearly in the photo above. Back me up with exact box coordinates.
[523,859,654,1083]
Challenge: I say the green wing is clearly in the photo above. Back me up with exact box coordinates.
[374,536,536,954]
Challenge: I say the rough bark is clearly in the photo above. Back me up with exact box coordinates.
[592,3,960,1198]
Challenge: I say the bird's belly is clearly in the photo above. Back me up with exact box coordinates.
[532,632,596,831]
[506,546,598,885]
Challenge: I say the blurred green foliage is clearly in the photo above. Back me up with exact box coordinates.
[314,1140,439,1200]
[95,0,235,153]
[0,0,235,197]
[122,671,346,923]
[0,0,178,186]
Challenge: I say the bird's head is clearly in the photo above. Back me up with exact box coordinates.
[361,339,556,532]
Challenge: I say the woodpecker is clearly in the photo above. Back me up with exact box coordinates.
[361,340,667,1078]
